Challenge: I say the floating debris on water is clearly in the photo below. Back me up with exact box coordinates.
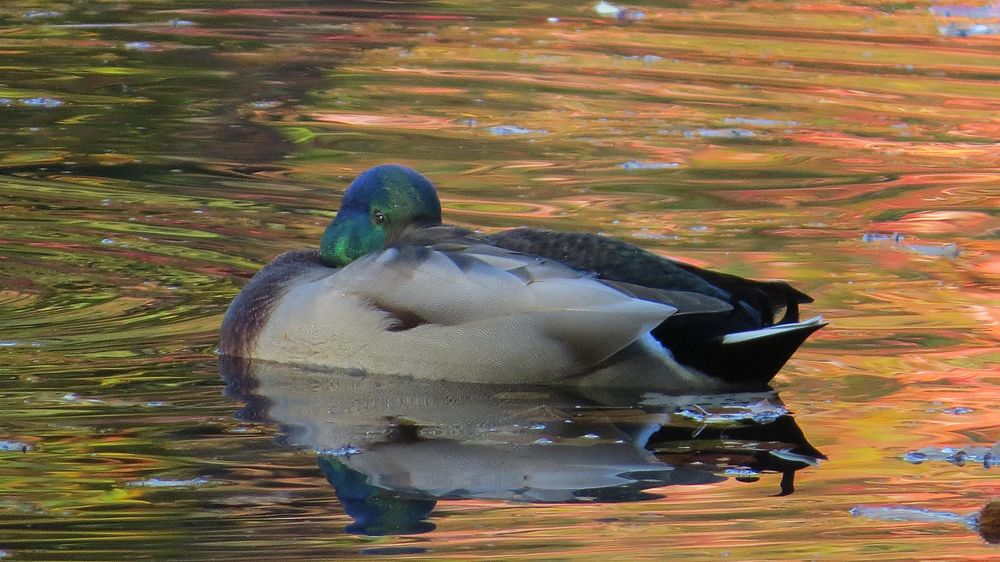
[488,125,546,136]
[20,98,64,108]
[594,1,621,15]
[677,400,788,425]
[852,501,1000,544]
[942,406,974,415]
[903,443,998,468]
[0,440,31,453]
[534,437,555,445]
[938,23,1000,37]
[100,238,115,245]
[631,229,677,240]
[594,1,645,21]
[62,393,104,404]
[250,100,282,109]
[127,477,209,488]
[622,54,663,64]
[851,505,971,525]
[863,232,905,243]
[317,445,362,457]
[694,128,755,139]
[24,10,61,19]
[124,41,154,51]
[862,232,960,258]
[621,160,680,170]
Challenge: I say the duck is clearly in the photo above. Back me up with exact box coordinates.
[219,164,825,391]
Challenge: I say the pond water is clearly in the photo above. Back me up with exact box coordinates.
[1,0,997,559]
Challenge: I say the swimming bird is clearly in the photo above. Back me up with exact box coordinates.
[220,164,824,390]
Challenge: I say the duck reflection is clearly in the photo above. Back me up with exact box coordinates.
[221,357,825,535]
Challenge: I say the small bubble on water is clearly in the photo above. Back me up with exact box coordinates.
[127,477,208,488]
[100,238,115,245]
[489,125,544,136]
[0,440,31,452]
[21,97,64,108]
[534,438,554,445]
[942,406,973,415]
[250,100,281,109]
[621,160,680,170]
[124,42,153,51]
[24,10,61,19]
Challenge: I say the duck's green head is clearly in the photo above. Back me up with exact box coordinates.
[320,164,442,267]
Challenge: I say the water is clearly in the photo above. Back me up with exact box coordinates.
[1,0,997,559]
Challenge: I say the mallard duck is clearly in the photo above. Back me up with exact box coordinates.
[220,164,824,390]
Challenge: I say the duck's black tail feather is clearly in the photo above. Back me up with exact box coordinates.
[657,317,826,385]
[671,262,814,325]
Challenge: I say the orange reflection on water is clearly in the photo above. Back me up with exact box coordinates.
[792,130,1000,164]
[311,112,456,129]
[869,210,1000,236]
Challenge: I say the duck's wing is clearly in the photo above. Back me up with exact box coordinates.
[336,243,675,345]
[489,228,812,325]
[488,228,824,384]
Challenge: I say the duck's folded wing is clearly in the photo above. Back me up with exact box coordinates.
[489,228,812,325]
[330,245,676,372]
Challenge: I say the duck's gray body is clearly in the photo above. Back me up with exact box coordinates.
[220,225,824,391]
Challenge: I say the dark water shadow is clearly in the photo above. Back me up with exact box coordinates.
[220,356,825,536]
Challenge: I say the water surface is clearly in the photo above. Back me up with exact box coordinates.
[1,1,997,559]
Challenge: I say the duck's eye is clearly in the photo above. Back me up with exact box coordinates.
[372,209,386,225]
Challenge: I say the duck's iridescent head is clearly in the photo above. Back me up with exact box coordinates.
[320,165,442,267]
